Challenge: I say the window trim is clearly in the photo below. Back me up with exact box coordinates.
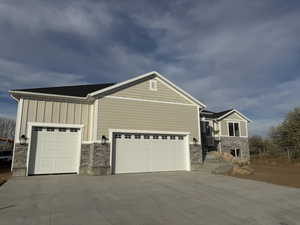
[230,148,241,158]
[227,121,240,137]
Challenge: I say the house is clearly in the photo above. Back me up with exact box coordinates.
[200,109,251,159]
[9,71,250,176]
[0,137,14,162]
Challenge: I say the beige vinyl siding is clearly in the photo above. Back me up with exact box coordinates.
[220,120,228,136]
[222,112,243,120]
[220,120,248,137]
[240,121,247,136]
[20,99,91,141]
[111,78,192,104]
[98,97,199,142]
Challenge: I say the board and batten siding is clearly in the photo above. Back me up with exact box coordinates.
[219,112,248,137]
[111,78,191,104]
[20,99,91,141]
[97,97,199,142]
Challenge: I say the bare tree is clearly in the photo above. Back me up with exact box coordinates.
[0,117,15,139]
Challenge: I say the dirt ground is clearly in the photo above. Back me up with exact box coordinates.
[229,156,300,188]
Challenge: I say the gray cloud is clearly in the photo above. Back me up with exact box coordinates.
[0,0,299,136]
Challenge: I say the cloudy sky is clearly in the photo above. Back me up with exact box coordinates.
[0,0,299,136]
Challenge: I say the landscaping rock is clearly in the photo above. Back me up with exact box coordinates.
[212,163,233,175]
[231,166,254,176]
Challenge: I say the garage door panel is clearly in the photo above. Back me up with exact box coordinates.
[29,127,80,175]
[114,133,188,174]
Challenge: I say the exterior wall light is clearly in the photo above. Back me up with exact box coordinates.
[101,135,108,145]
[193,138,198,145]
[20,134,28,145]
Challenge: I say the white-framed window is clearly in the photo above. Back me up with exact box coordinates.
[149,80,157,91]
[178,136,184,140]
[170,135,176,140]
[144,135,150,139]
[115,134,122,139]
[134,134,141,139]
[230,149,241,158]
[162,135,167,139]
[125,134,131,139]
[153,135,159,139]
[228,122,240,137]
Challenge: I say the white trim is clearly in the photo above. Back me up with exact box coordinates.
[196,107,201,144]
[9,90,88,100]
[88,71,206,108]
[105,95,197,106]
[217,109,252,122]
[14,98,22,143]
[93,99,99,141]
[25,122,83,176]
[149,79,157,91]
[108,128,191,172]
[222,120,248,138]
[11,98,23,171]
[89,104,94,142]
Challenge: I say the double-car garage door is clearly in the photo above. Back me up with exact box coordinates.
[28,126,81,175]
[113,133,189,174]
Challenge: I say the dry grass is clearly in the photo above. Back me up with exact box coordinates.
[228,156,300,188]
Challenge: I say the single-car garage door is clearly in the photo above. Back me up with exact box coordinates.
[113,133,189,174]
[28,126,81,175]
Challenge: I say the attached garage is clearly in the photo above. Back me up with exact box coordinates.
[112,132,190,174]
[27,125,82,175]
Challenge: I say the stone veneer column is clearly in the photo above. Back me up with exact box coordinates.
[189,144,203,170]
[12,144,28,176]
[80,143,111,175]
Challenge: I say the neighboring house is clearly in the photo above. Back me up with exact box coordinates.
[9,71,250,176]
[0,137,14,162]
[200,109,251,160]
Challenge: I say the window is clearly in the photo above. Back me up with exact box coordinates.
[170,136,176,140]
[59,128,66,132]
[115,134,122,139]
[178,136,184,140]
[149,80,157,91]
[47,127,55,132]
[125,134,131,139]
[228,122,240,137]
[144,135,150,139]
[70,128,78,132]
[162,135,167,139]
[230,149,241,158]
[33,127,43,131]
[134,134,141,139]
[153,135,159,139]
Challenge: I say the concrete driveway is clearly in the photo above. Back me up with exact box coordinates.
[1,172,300,225]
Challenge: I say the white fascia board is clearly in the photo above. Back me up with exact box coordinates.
[88,71,206,108]
[217,109,252,122]
[9,90,88,101]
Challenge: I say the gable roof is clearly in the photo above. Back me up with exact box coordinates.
[88,71,206,107]
[9,71,206,107]
[11,83,115,97]
[200,108,251,122]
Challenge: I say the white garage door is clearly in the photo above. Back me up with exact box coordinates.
[113,133,189,174]
[28,126,81,175]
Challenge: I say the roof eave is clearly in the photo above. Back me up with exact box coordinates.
[9,90,91,102]
[216,109,252,122]
[88,71,206,108]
